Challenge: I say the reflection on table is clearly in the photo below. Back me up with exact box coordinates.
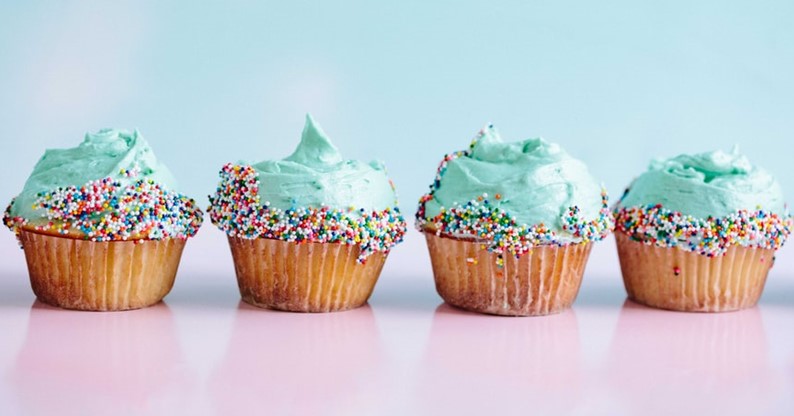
[605,300,778,415]
[418,303,583,414]
[11,301,193,415]
[210,303,385,415]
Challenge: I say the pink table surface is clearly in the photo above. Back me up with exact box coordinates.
[1,233,793,415]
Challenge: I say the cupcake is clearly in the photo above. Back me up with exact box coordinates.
[208,114,406,312]
[3,129,203,311]
[614,148,792,312]
[416,124,613,316]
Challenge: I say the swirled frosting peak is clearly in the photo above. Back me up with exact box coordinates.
[284,114,344,167]
[249,114,399,212]
[208,114,406,261]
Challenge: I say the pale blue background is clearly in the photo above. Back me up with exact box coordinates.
[1,1,793,277]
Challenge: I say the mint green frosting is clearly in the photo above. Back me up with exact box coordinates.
[10,129,179,222]
[423,125,605,234]
[250,114,398,212]
[619,148,786,219]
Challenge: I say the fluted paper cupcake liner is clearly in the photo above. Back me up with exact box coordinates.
[424,232,592,316]
[18,229,185,311]
[615,232,773,312]
[227,237,387,312]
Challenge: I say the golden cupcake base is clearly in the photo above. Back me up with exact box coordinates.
[424,232,592,316]
[615,232,773,312]
[18,228,185,311]
[227,237,386,312]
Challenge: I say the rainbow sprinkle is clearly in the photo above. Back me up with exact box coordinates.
[208,163,407,263]
[3,172,203,242]
[614,204,793,257]
[415,125,613,257]
[418,191,613,257]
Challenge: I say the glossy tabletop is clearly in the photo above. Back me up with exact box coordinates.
[1,233,794,416]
